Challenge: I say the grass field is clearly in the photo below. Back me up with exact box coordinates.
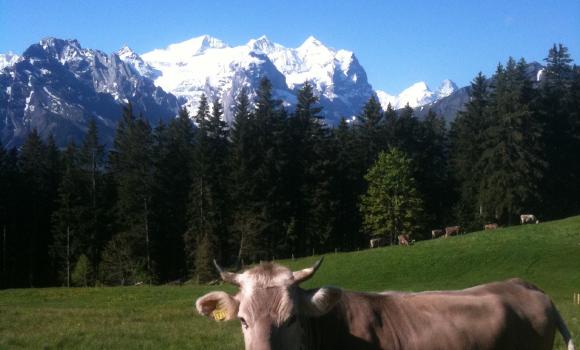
[1,216,579,349]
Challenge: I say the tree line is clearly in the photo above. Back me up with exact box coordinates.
[0,44,578,288]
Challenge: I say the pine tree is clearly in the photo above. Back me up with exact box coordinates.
[478,58,544,224]
[539,44,578,217]
[18,130,61,286]
[450,72,490,228]
[0,142,8,287]
[186,95,231,281]
[356,95,384,169]
[153,108,194,281]
[229,88,266,264]
[78,118,106,279]
[51,142,84,286]
[0,146,19,288]
[288,82,335,255]
[360,149,423,243]
[108,104,156,283]
[331,119,364,250]
[416,110,450,235]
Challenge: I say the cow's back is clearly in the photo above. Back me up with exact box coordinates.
[305,279,558,350]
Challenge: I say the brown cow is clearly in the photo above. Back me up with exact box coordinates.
[431,229,445,239]
[397,234,413,246]
[196,258,575,350]
[445,225,462,237]
[485,223,499,230]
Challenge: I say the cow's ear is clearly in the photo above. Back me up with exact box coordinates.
[196,291,239,321]
[300,287,342,317]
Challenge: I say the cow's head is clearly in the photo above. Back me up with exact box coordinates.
[195,258,341,350]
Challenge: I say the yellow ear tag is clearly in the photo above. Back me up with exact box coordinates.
[212,308,227,321]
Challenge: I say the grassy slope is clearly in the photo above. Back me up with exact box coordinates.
[1,216,579,349]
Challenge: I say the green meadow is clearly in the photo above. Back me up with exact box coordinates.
[1,216,579,349]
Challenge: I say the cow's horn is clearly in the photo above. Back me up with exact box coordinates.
[293,257,324,285]
[213,259,241,286]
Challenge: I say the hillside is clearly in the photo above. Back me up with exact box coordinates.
[1,216,579,349]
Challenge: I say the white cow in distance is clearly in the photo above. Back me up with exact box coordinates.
[521,214,540,224]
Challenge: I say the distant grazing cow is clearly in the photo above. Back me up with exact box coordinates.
[398,234,413,246]
[369,237,388,248]
[197,258,576,350]
[521,214,540,224]
[484,223,499,230]
[431,229,445,239]
[445,225,462,237]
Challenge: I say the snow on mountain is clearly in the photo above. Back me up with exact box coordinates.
[376,79,457,110]
[133,35,374,123]
[0,52,21,71]
[116,46,161,79]
[140,35,289,122]
[436,79,458,99]
[0,37,178,147]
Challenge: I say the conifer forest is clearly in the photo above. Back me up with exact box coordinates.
[0,44,578,288]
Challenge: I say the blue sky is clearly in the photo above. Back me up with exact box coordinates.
[1,0,578,93]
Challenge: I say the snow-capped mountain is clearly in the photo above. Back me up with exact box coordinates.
[413,62,544,122]
[140,35,291,123]
[131,35,375,123]
[0,38,178,147]
[376,79,458,110]
[116,46,161,80]
[0,34,469,147]
[0,52,21,71]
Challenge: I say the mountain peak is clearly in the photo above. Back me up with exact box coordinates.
[406,81,430,92]
[117,45,137,58]
[0,52,20,70]
[38,37,82,52]
[436,79,457,98]
[300,35,324,49]
[247,35,276,52]
[164,35,229,57]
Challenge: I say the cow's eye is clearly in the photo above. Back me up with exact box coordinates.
[239,317,249,329]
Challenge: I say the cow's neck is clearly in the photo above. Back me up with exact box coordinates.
[299,292,400,350]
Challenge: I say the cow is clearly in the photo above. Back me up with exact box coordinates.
[445,225,462,237]
[521,214,540,224]
[431,229,445,239]
[397,234,413,246]
[485,223,499,230]
[369,237,388,248]
[196,258,575,350]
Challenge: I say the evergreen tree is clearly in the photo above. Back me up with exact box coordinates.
[288,82,335,255]
[229,88,266,264]
[356,95,384,169]
[416,110,450,235]
[0,143,8,287]
[153,108,194,281]
[360,149,423,243]
[186,95,231,281]
[109,104,156,283]
[539,44,578,217]
[390,104,422,159]
[478,58,544,224]
[51,142,84,286]
[253,78,291,258]
[450,72,490,228]
[331,119,364,250]
[0,146,19,288]
[18,130,61,286]
[78,118,106,279]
